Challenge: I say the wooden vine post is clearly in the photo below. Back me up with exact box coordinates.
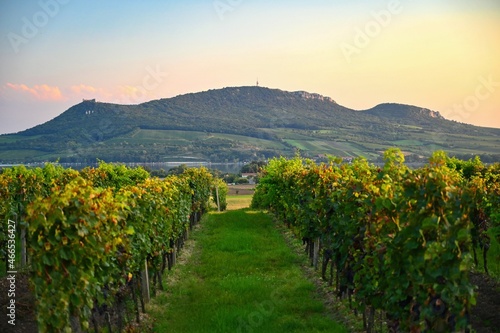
[141,259,151,303]
[313,237,320,270]
[216,185,221,212]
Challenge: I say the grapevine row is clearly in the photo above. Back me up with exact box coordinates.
[252,149,500,332]
[0,162,225,332]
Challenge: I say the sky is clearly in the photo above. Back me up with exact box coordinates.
[1,0,499,134]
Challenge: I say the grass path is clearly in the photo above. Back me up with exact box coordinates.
[149,209,347,332]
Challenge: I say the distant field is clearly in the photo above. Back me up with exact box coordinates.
[226,195,253,210]
[392,139,424,146]
[266,128,384,158]
[283,139,309,151]
[2,122,500,164]
[0,150,48,159]
[264,128,317,141]
[399,124,423,130]
[284,138,366,157]
[227,184,255,195]
[226,184,255,210]
[107,129,286,150]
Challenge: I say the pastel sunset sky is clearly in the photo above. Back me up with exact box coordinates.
[1,0,499,134]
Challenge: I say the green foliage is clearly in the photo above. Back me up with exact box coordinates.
[167,164,189,175]
[27,178,129,332]
[181,167,213,216]
[148,168,169,178]
[222,172,239,184]
[0,164,79,261]
[0,163,221,332]
[236,177,249,184]
[79,161,150,189]
[252,149,498,332]
[211,178,228,211]
[241,160,267,173]
[446,155,484,180]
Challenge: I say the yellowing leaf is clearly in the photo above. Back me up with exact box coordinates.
[125,226,135,235]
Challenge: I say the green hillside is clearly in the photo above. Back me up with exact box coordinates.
[1,86,500,163]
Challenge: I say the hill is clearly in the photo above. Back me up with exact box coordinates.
[1,86,500,163]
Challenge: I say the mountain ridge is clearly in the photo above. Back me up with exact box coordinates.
[1,86,499,163]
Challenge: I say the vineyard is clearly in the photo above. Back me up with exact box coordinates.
[1,151,499,332]
[251,149,500,332]
[0,162,226,332]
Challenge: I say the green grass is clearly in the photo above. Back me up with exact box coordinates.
[150,210,347,333]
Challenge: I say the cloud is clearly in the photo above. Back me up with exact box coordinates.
[5,83,64,101]
[119,85,140,97]
[2,83,112,102]
[2,82,161,106]
[69,84,114,101]
[70,84,97,94]
[118,84,161,104]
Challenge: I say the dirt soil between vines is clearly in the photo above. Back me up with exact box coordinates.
[469,272,500,333]
[1,266,499,332]
[0,273,37,333]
